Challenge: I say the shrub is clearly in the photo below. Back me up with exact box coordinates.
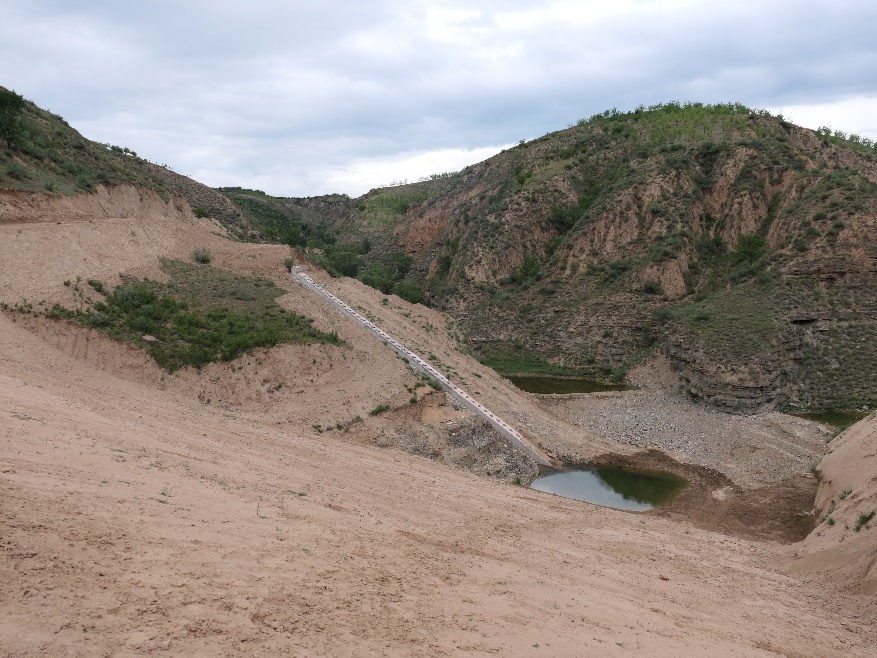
[642,279,663,295]
[5,161,30,179]
[606,259,630,281]
[652,307,673,323]
[733,233,766,264]
[87,311,111,328]
[284,256,295,269]
[326,247,361,277]
[370,403,390,416]
[394,280,425,304]
[511,255,542,286]
[696,234,726,260]
[0,88,25,149]
[424,376,442,391]
[855,511,875,532]
[358,263,393,293]
[192,207,209,218]
[839,488,852,500]
[192,248,212,264]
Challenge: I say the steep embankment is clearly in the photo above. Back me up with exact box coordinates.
[793,413,877,594]
[330,104,877,414]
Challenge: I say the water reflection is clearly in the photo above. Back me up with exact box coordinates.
[531,466,688,511]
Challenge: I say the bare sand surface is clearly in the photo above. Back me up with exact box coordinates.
[1,187,875,656]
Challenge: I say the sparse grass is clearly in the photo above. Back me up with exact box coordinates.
[43,259,342,372]
[855,511,875,532]
[839,488,853,500]
[370,403,390,416]
[0,98,174,197]
[671,283,778,361]
[476,341,586,376]
[798,322,877,411]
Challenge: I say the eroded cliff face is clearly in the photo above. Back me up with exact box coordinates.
[0,183,195,225]
[331,110,877,413]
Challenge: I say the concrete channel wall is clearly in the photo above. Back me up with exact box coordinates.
[290,267,550,466]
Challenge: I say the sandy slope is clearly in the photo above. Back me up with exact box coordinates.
[792,413,877,595]
[1,187,875,656]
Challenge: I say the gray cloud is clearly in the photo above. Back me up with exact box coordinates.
[3,1,876,196]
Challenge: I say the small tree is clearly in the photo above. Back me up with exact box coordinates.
[0,88,25,149]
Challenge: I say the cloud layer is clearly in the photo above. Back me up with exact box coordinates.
[3,1,877,196]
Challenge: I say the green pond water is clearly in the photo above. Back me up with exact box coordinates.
[506,375,632,395]
[530,466,689,511]
[796,411,869,430]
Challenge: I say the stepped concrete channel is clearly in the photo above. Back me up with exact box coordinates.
[291,267,551,466]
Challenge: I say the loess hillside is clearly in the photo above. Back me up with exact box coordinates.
[325,103,877,414]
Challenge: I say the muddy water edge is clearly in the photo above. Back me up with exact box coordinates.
[549,450,819,543]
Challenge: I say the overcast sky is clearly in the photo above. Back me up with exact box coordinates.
[3,1,877,197]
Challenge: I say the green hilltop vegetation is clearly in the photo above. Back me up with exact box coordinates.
[0,87,262,239]
[0,87,174,195]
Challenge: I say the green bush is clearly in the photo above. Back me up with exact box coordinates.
[393,280,425,304]
[5,161,29,179]
[855,511,875,532]
[192,248,212,264]
[192,207,209,218]
[357,263,393,293]
[733,233,766,264]
[325,247,361,277]
[511,255,541,286]
[642,279,663,295]
[0,88,25,149]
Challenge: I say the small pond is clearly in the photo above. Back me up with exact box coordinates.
[795,411,869,431]
[530,466,689,511]
[506,375,633,395]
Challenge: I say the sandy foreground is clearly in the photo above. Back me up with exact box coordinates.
[1,188,875,656]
